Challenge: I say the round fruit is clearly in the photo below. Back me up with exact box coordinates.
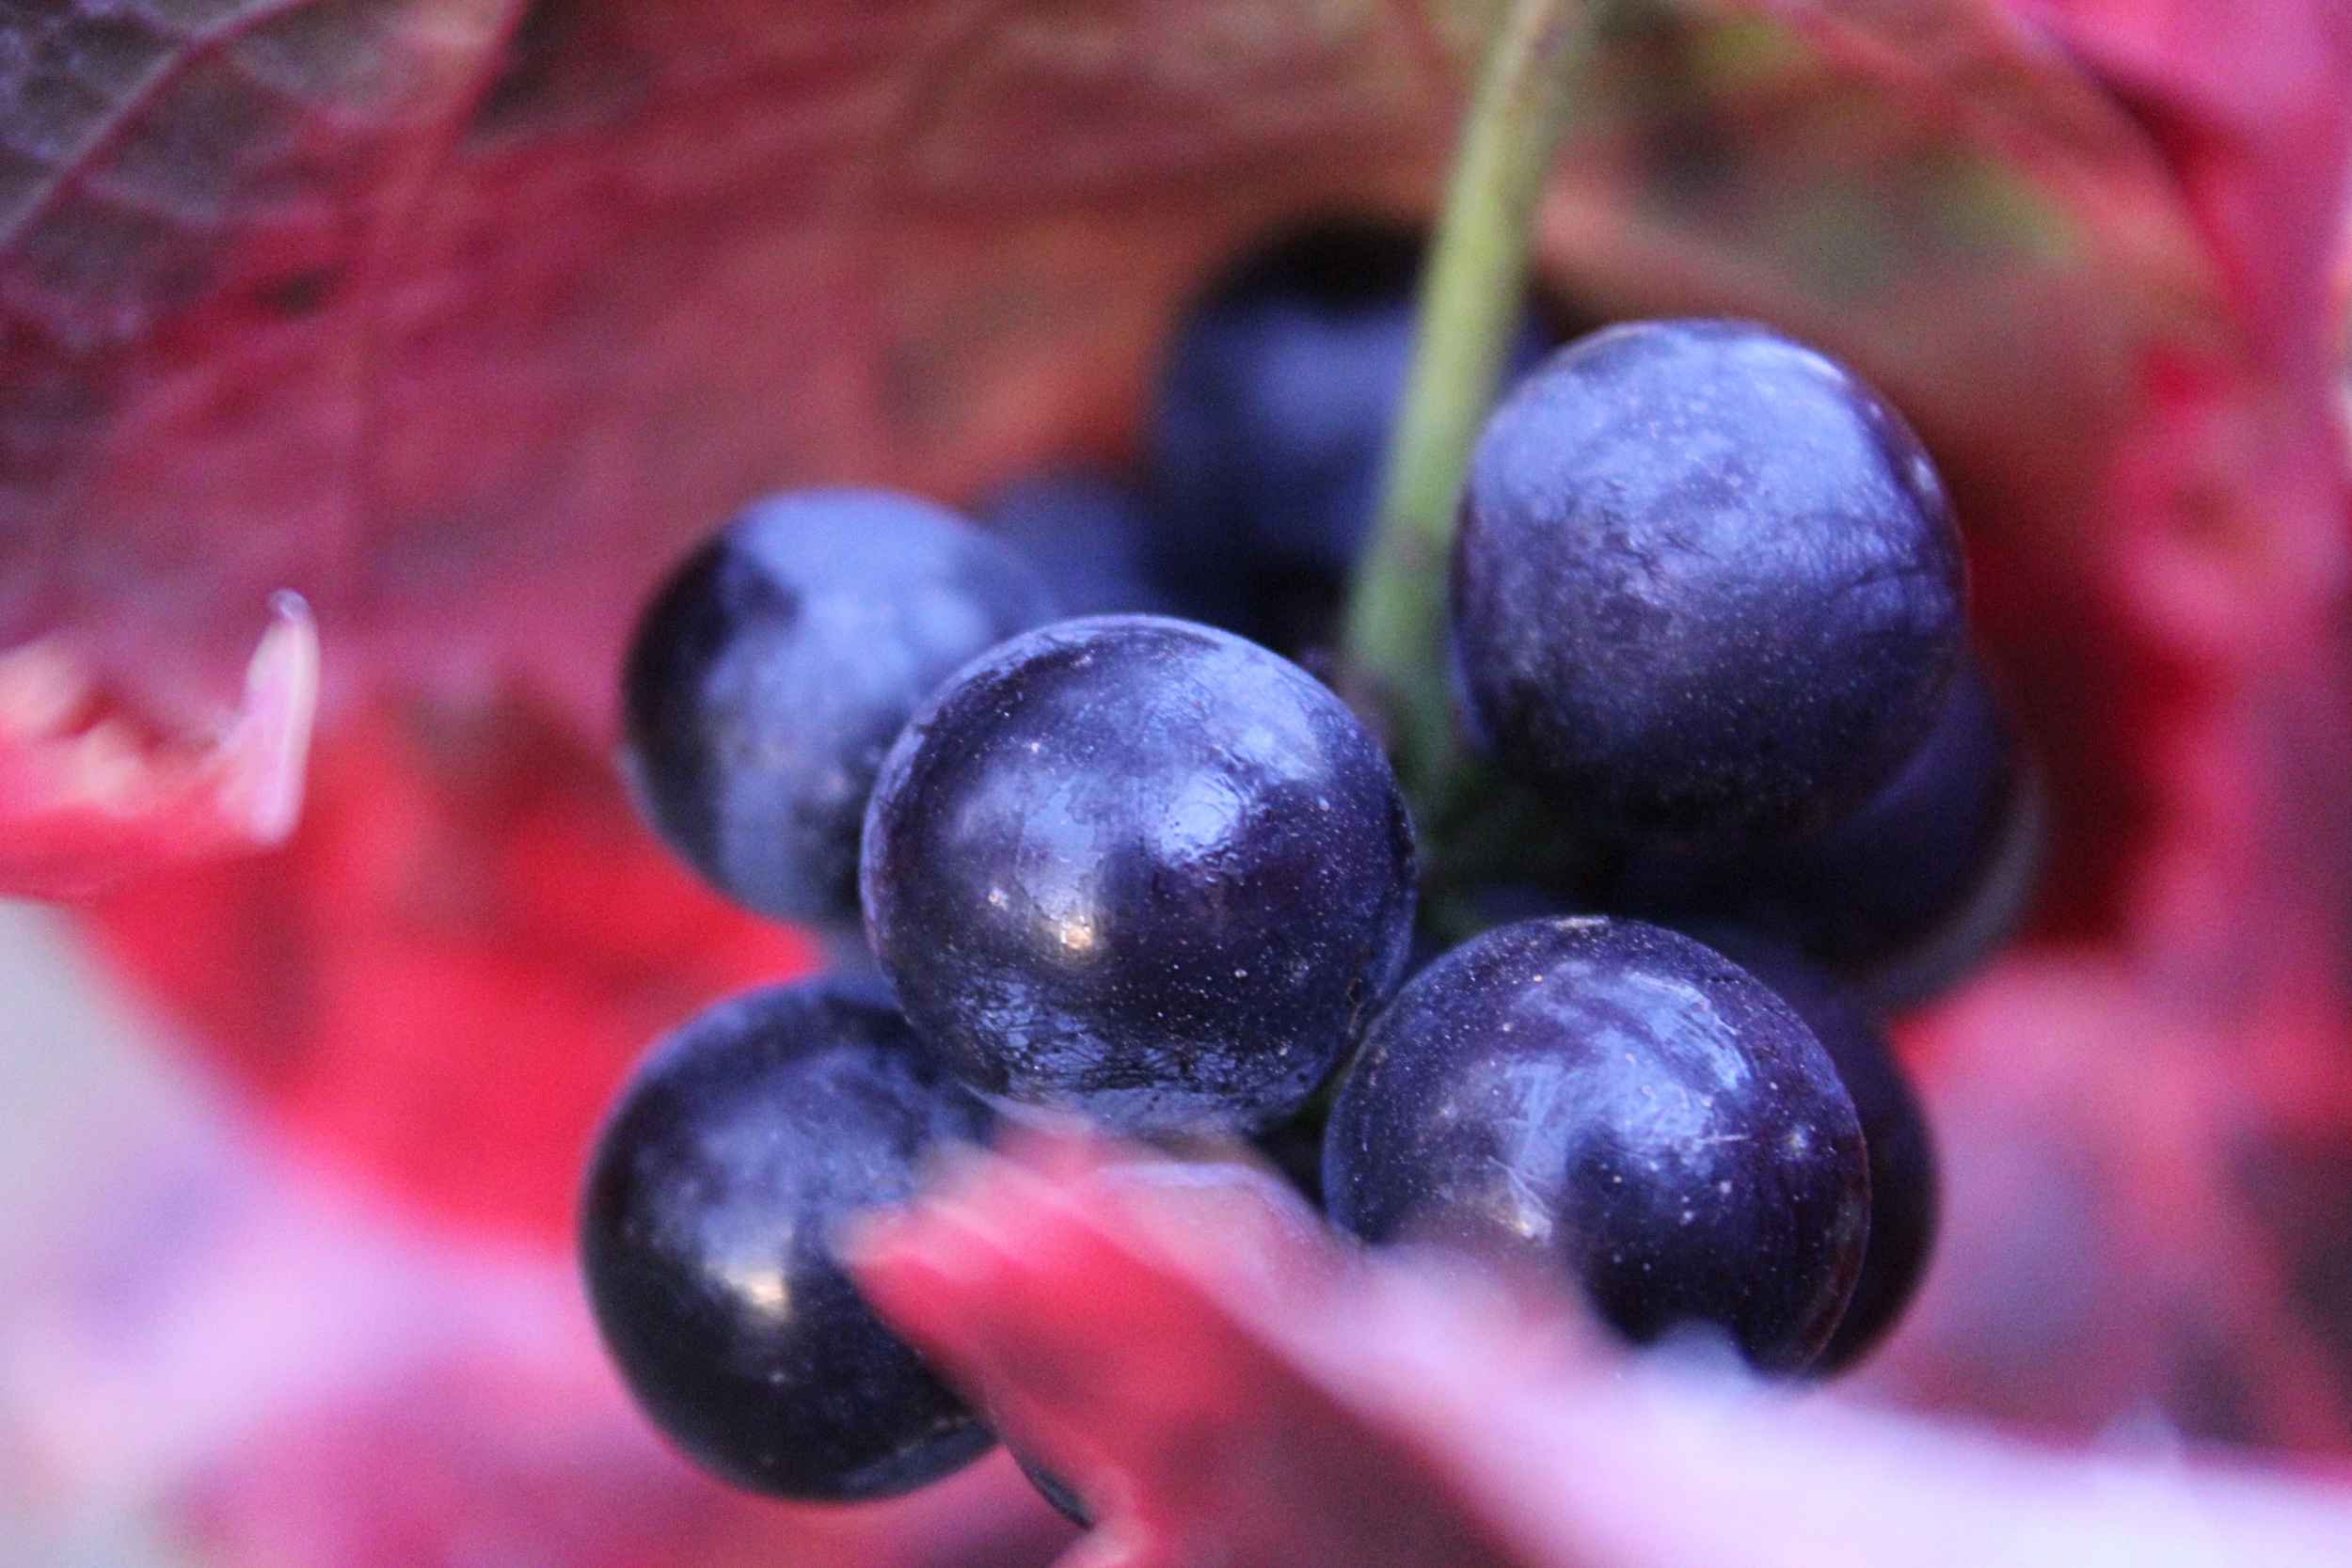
[1452,319,1966,848]
[580,976,995,1499]
[1691,929,1940,1373]
[1324,915,1869,1372]
[978,471,1184,620]
[1617,659,2031,996]
[622,488,1055,925]
[1149,223,1549,656]
[861,614,1417,1135]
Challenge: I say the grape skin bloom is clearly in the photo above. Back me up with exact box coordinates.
[861,614,1418,1136]
[1326,916,1869,1373]
[622,488,1056,925]
[579,977,996,1500]
[1453,319,1967,849]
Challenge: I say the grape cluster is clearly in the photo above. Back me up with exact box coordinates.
[581,237,2026,1523]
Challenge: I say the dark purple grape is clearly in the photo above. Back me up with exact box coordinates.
[1681,927,1939,1372]
[1149,223,1549,657]
[1452,319,1966,849]
[861,614,1417,1135]
[1615,659,2033,997]
[579,977,994,1500]
[977,471,1185,620]
[1324,916,1868,1372]
[1766,659,2023,970]
[622,488,1055,925]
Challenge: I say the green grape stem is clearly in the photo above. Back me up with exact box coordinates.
[1340,0,1594,814]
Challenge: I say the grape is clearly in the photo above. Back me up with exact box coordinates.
[861,614,1417,1135]
[978,471,1184,620]
[1452,320,1966,849]
[622,488,1055,925]
[1616,659,2032,996]
[1324,916,1868,1372]
[1764,659,2023,974]
[579,976,995,1500]
[1683,927,1939,1372]
[1149,223,1549,656]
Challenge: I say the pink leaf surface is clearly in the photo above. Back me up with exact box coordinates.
[2,1092,1074,1568]
[2,0,1450,727]
[0,591,314,897]
[0,0,2294,731]
[850,1132,2352,1568]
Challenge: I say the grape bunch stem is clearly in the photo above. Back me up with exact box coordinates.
[1341,0,1594,811]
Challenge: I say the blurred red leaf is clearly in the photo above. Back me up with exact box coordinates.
[0,592,315,898]
[2013,0,2352,377]
[0,0,1449,726]
[85,690,817,1240]
[850,1132,2352,1568]
[3,1109,1073,1568]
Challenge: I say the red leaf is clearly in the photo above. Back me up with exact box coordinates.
[8,1103,1074,1568]
[0,592,315,898]
[2010,0,2352,380]
[1,0,1449,734]
[850,1132,2352,1568]
[83,690,817,1241]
